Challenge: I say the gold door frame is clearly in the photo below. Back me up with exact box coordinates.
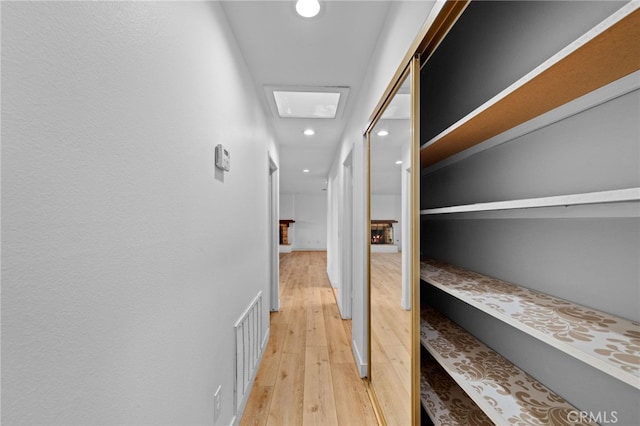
[364,2,469,424]
[365,55,419,426]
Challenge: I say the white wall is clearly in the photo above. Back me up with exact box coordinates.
[371,195,401,220]
[280,193,328,251]
[1,2,277,425]
[371,195,401,247]
[280,194,295,219]
[280,193,295,246]
[326,0,437,376]
[296,194,328,250]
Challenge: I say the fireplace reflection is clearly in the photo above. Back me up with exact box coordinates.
[371,220,397,245]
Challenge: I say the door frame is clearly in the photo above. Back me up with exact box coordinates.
[268,153,279,312]
[339,151,354,318]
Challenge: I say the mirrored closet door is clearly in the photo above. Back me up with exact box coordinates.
[367,56,420,425]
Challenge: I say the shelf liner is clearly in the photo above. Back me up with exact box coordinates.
[421,307,597,425]
[421,259,640,389]
[421,360,493,425]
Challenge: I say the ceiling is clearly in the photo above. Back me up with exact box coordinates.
[371,76,411,194]
[221,0,394,194]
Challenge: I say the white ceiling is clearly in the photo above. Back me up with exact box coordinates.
[221,0,393,194]
[371,76,411,194]
[371,118,411,194]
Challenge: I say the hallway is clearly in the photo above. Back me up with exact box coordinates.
[240,251,377,426]
[1,2,439,423]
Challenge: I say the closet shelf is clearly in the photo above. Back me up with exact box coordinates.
[421,307,597,426]
[419,3,639,169]
[421,259,640,389]
[420,187,640,215]
[420,359,492,426]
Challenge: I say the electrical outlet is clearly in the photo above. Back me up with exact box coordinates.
[214,385,222,423]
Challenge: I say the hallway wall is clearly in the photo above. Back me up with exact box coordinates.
[326,0,437,376]
[280,193,328,251]
[1,2,277,425]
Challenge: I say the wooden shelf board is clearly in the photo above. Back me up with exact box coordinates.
[421,307,597,425]
[420,187,640,215]
[421,259,640,389]
[420,4,640,169]
[421,359,492,426]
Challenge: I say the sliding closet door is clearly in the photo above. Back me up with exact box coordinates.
[367,56,420,426]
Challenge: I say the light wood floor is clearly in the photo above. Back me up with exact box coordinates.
[370,252,411,426]
[240,251,378,426]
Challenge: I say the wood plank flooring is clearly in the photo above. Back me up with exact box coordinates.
[370,252,411,426]
[240,251,378,426]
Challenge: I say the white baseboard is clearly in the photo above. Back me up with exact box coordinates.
[371,244,398,253]
[328,275,339,289]
[352,339,367,378]
[261,327,270,350]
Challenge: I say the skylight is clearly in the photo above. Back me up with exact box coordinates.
[273,91,341,118]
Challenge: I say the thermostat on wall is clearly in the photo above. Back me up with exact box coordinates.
[215,144,230,171]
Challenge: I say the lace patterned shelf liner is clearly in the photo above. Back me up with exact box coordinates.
[421,259,640,389]
[421,308,597,426]
[421,361,493,426]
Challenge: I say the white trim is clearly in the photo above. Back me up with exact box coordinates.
[233,292,263,329]
[424,202,640,220]
[339,157,354,319]
[371,244,399,253]
[263,85,350,121]
[420,188,640,216]
[352,339,367,378]
[268,153,280,312]
[261,327,270,352]
[422,70,640,175]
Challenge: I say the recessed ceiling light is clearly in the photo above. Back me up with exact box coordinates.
[296,0,320,18]
[377,130,389,136]
[303,169,310,173]
[303,129,315,136]
[396,160,403,165]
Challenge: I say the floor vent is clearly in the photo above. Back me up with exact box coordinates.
[234,291,263,412]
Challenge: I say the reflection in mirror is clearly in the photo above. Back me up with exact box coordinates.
[369,69,412,425]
